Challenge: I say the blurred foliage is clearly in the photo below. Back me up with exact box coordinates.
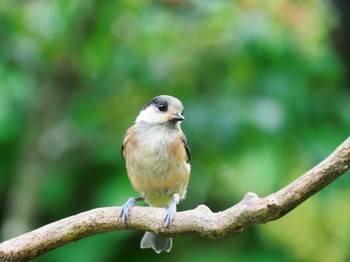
[1,0,350,261]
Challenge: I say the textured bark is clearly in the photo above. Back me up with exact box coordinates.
[1,137,350,262]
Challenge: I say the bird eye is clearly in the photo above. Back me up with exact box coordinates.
[156,102,167,112]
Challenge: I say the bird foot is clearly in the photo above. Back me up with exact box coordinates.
[120,197,143,224]
[163,193,180,228]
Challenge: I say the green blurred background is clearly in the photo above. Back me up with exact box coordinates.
[1,0,350,261]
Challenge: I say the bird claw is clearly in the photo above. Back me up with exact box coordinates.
[163,193,180,228]
[120,194,180,228]
[163,203,176,228]
[120,197,143,224]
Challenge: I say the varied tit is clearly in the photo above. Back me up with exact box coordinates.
[120,95,191,254]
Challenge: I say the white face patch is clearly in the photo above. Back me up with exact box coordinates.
[135,95,184,125]
[136,105,167,124]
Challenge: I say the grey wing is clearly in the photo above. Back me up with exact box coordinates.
[121,128,130,161]
[121,125,136,161]
[182,135,190,163]
[121,143,126,161]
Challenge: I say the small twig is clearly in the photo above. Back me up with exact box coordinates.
[1,137,350,262]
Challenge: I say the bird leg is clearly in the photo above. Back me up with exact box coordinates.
[120,197,144,224]
[163,193,180,228]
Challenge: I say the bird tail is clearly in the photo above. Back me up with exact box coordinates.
[140,231,172,254]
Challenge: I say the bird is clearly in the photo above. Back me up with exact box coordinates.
[120,95,191,254]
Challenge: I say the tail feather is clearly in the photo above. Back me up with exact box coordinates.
[140,231,172,254]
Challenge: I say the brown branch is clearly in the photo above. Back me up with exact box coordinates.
[1,137,350,262]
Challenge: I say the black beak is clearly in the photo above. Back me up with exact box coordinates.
[170,112,185,121]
